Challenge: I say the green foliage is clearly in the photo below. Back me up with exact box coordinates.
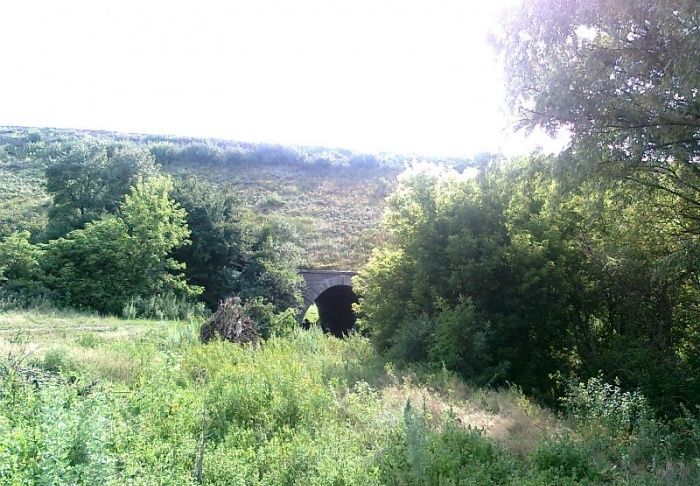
[356,162,566,389]
[493,4,700,412]
[552,378,700,483]
[0,126,410,269]
[43,176,199,315]
[172,177,302,312]
[0,231,45,301]
[171,177,249,308]
[378,403,522,485]
[259,192,286,211]
[356,158,700,411]
[497,0,700,232]
[0,231,42,281]
[147,138,403,171]
[41,347,74,373]
[43,216,142,314]
[235,216,303,311]
[1,310,699,485]
[44,140,158,238]
[121,293,207,321]
[120,175,192,272]
[242,296,298,339]
[531,437,603,483]
[562,376,650,434]
[428,298,494,382]
[1,130,309,316]
[0,326,390,485]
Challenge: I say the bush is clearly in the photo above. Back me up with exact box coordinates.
[121,293,207,321]
[561,376,650,434]
[0,231,47,303]
[171,178,302,312]
[43,177,199,315]
[356,158,700,411]
[531,437,602,482]
[378,402,522,485]
[428,298,497,384]
[243,296,298,339]
[41,348,74,373]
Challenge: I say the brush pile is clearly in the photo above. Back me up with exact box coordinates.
[200,296,260,345]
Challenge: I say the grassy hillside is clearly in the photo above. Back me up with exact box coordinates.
[1,310,697,485]
[0,134,51,238]
[0,126,422,269]
[165,159,395,269]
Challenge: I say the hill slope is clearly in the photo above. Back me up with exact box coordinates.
[0,126,431,268]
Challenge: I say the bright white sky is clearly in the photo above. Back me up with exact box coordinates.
[0,0,564,158]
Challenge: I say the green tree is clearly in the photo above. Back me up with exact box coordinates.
[44,141,158,238]
[171,178,302,312]
[497,0,700,229]
[356,164,528,386]
[357,158,700,410]
[171,178,250,309]
[559,178,700,411]
[44,176,197,314]
[235,216,303,312]
[0,230,45,299]
[0,231,42,282]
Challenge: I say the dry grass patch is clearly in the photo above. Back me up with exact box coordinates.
[377,370,563,459]
[64,346,143,383]
[0,309,170,384]
[0,309,163,344]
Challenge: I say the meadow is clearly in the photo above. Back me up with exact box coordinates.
[1,310,697,485]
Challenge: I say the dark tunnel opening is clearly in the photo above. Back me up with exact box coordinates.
[314,285,358,337]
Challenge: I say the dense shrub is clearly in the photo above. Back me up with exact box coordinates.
[355,159,700,411]
[378,403,522,485]
[43,141,158,238]
[0,230,47,301]
[121,293,207,321]
[43,176,199,314]
[1,314,698,485]
[172,177,302,312]
[0,328,391,484]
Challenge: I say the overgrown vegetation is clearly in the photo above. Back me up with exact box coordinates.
[355,157,700,414]
[0,136,305,319]
[0,0,698,482]
[0,311,697,485]
[355,0,699,416]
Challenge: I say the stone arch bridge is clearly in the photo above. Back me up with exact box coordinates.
[298,269,358,337]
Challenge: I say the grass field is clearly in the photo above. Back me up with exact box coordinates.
[1,310,697,485]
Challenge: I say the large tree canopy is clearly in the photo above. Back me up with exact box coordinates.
[43,176,197,314]
[355,158,700,411]
[44,141,158,238]
[498,0,699,225]
[172,177,302,312]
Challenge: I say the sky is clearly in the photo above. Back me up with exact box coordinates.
[0,0,565,158]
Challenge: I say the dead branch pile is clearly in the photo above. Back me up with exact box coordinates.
[200,296,260,345]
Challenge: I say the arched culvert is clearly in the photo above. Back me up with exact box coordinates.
[314,285,358,337]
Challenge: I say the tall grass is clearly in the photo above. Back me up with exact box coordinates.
[0,314,698,485]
